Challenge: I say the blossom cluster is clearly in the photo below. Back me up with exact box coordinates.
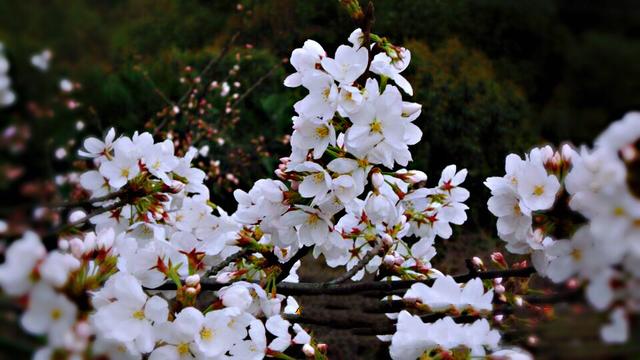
[0,128,317,359]
[234,28,470,286]
[0,42,16,107]
[486,112,640,344]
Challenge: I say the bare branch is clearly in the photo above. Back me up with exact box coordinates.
[204,247,253,278]
[326,240,383,284]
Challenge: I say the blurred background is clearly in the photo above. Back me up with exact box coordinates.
[0,0,639,358]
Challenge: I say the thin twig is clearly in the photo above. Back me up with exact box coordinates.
[47,201,124,236]
[44,189,127,210]
[153,32,240,136]
[153,266,536,295]
[229,61,283,111]
[205,248,253,278]
[327,240,383,284]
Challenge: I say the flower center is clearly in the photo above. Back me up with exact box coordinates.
[322,87,331,100]
[132,310,145,320]
[370,119,383,134]
[313,172,325,183]
[177,343,190,356]
[200,327,213,341]
[120,167,130,178]
[533,185,545,196]
[50,308,62,320]
[513,203,522,216]
[307,213,320,225]
[315,126,329,138]
[571,248,582,261]
[613,206,626,217]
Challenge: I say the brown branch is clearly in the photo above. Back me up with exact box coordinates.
[153,266,536,295]
[44,189,127,210]
[326,240,383,284]
[47,200,124,236]
[204,247,253,278]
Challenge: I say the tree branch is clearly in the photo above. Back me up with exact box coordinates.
[326,240,383,284]
[204,247,253,278]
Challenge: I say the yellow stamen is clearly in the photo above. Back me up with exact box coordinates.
[571,249,582,261]
[315,126,329,138]
[177,343,190,356]
[533,185,544,196]
[132,310,145,320]
[370,119,382,134]
[50,308,62,320]
[200,327,213,341]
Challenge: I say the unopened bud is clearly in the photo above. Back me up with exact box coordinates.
[494,314,504,323]
[69,238,84,258]
[185,287,197,296]
[371,171,384,189]
[68,210,86,223]
[381,233,393,246]
[490,252,507,268]
[302,344,315,357]
[407,170,427,183]
[402,102,422,117]
[316,343,328,353]
[75,321,92,338]
[514,296,523,307]
[186,274,200,286]
[383,254,395,265]
[494,284,505,294]
[472,256,484,268]
[58,239,69,251]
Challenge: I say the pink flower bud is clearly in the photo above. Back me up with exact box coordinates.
[490,252,507,268]
[302,344,315,357]
[472,256,484,267]
[494,284,505,294]
[381,233,393,246]
[383,254,395,265]
[185,287,197,296]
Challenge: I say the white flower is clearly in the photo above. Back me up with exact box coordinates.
[142,139,179,184]
[321,44,368,84]
[0,231,46,296]
[346,83,416,168]
[194,309,244,357]
[281,205,334,246]
[92,273,168,352]
[294,71,338,120]
[516,163,560,211]
[78,128,116,160]
[266,315,292,352]
[219,283,254,312]
[404,276,493,313]
[99,138,141,189]
[600,308,629,343]
[39,251,81,287]
[31,49,52,71]
[21,284,77,346]
[370,49,413,95]
[230,319,267,360]
[284,40,325,88]
[595,112,640,151]
[487,189,532,243]
[293,161,332,202]
[290,116,336,159]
